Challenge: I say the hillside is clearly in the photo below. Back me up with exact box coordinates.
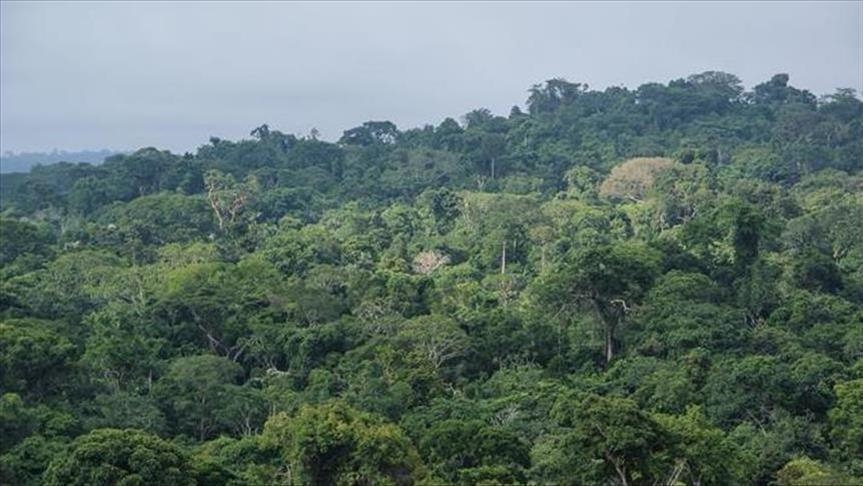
[1,72,862,485]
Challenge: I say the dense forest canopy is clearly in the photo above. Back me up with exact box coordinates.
[1,71,862,485]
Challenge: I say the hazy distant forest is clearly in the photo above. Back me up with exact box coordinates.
[0,150,119,174]
[1,72,862,485]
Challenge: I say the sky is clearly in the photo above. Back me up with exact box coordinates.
[1,1,862,154]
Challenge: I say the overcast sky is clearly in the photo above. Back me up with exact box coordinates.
[1,1,861,154]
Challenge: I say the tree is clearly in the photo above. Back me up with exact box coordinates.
[534,242,661,363]
[153,259,281,361]
[204,169,259,232]
[599,157,676,202]
[0,435,67,486]
[0,393,77,455]
[653,406,746,485]
[262,401,426,485]
[434,117,464,151]
[784,199,863,263]
[396,315,468,371]
[462,108,496,130]
[69,176,115,216]
[250,123,271,140]
[703,355,792,427]
[95,193,216,261]
[419,187,462,234]
[651,162,714,229]
[750,73,817,106]
[1,393,37,454]
[636,271,747,357]
[0,218,54,268]
[340,121,400,146]
[418,419,530,483]
[775,457,862,486]
[155,355,247,441]
[43,429,195,486]
[85,392,167,434]
[0,319,75,398]
[527,78,586,114]
[480,133,506,179]
[686,71,744,103]
[829,379,863,467]
[556,394,668,485]
[102,147,179,199]
[81,307,164,392]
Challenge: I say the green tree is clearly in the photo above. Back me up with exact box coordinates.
[43,429,195,486]
[0,218,55,271]
[203,169,259,233]
[0,319,75,397]
[340,121,400,146]
[533,242,661,363]
[68,176,115,215]
[554,394,668,485]
[776,457,862,486]
[829,379,863,468]
[0,435,67,486]
[262,401,426,485]
[155,355,248,441]
[418,419,530,484]
[396,315,468,372]
[653,406,746,485]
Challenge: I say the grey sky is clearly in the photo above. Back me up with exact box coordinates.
[1,1,861,154]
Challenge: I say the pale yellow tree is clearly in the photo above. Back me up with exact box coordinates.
[599,157,675,202]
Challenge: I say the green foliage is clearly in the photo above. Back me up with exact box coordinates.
[94,193,216,261]
[0,319,76,396]
[419,419,529,483]
[653,406,746,484]
[549,394,668,484]
[0,218,55,270]
[262,401,426,485]
[155,355,262,441]
[0,71,860,483]
[340,121,400,147]
[0,393,77,454]
[0,435,67,485]
[829,379,863,468]
[533,241,661,363]
[776,457,862,485]
[43,428,196,486]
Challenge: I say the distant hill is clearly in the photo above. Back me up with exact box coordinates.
[0,149,121,173]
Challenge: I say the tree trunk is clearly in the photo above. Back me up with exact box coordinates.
[541,245,546,271]
[501,239,506,275]
[605,322,614,364]
[592,300,615,365]
[605,452,629,486]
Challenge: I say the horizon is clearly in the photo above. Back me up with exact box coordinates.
[2,2,862,154]
[1,71,857,158]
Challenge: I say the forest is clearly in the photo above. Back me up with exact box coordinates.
[1,71,862,485]
[0,150,120,175]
